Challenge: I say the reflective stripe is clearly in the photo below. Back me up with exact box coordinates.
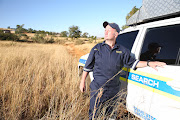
[120,77,126,81]
[79,62,85,66]
[83,67,93,72]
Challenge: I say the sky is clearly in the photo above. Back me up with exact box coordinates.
[0,0,142,37]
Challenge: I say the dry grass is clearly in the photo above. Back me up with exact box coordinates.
[74,43,96,54]
[0,41,90,120]
[0,41,139,120]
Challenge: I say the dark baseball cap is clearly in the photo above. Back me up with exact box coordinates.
[103,21,120,33]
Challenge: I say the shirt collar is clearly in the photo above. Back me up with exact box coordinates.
[102,40,120,49]
[113,43,120,49]
[102,41,106,46]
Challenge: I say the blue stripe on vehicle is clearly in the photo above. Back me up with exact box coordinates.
[128,72,180,98]
[79,59,86,64]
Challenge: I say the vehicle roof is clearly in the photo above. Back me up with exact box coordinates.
[121,16,180,34]
[126,0,180,26]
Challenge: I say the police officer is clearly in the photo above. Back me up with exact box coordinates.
[80,21,166,119]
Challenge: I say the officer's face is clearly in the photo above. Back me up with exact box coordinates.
[104,25,117,40]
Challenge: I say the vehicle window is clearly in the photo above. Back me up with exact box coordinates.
[140,24,180,65]
[116,30,139,51]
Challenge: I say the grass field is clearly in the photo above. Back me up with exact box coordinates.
[0,41,91,119]
[0,41,139,120]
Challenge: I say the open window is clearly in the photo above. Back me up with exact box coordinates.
[140,24,180,66]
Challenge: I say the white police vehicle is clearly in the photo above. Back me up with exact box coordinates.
[78,0,180,119]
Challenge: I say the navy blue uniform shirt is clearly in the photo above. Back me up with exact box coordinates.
[84,41,139,89]
[85,41,139,119]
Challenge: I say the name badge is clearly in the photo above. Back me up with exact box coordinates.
[116,51,122,53]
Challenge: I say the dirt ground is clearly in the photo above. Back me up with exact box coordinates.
[64,42,96,59]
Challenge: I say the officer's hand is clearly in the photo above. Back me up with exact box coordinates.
[80,80,86,92]
[149,61,166,71]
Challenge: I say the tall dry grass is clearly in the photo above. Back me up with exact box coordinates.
[0,41,90,120]
[0,41,139,120]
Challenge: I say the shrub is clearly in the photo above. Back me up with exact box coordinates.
[45,37,55,43]
[19,33,28,37]
[56,39,66,44]
[75,39,85,45]
[31,34,47,43]
[19,33,29,41]
[0,32,19,41]
[88,39,93,43]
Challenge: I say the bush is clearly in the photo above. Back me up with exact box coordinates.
[31,34,45,43]
[46,37,55,43]
[0,32,19,41]
[89,39,93,43]
[56,39,66,44]
[19,33,28,37]
[19,33,29,41]
[75,39,85,45]
[31,34,54,43]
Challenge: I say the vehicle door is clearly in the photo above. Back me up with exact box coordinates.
[127,18,180,120]
[116,27,143,91]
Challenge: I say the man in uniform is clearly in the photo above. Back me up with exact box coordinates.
[80,21,166,119]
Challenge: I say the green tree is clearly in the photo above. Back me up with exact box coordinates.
[60,31,68,37]
[69,25,81,39]
[15,24,27,34]
[81,32,89,38]
[89,35,97,43]
[121,6,139,30]
[121,25,129,30]
[126,6,139,21]
[27,28,34,33]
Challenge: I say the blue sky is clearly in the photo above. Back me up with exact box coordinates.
[0,0,142,37]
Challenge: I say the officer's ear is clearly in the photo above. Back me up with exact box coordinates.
[114,32,118,38]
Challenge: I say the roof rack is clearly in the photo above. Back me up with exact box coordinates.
[126,0,180,26]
